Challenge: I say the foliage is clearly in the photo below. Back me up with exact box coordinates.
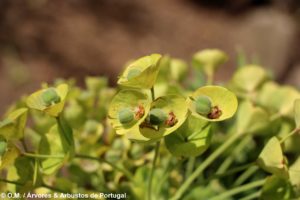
[0,49,300,200]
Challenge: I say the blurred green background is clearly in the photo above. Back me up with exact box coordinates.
[0,0,300,114]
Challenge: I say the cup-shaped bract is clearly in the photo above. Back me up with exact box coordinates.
[26,84,69,117]
[0,141,20,170]
[139,95,188,140]
[257,137,289,179]
[192,49,228,75]
[108,90,151,135]
[231,65,268,93]
[117,54,162,89]
[188,86,238,122]
[0,108,28,140]
[259,85,300,118]
[236,101,269,134]
[165,115,212,157]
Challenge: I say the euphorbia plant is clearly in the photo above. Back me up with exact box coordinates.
[0,49,300,200]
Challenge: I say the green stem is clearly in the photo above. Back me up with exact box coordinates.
[240,191,261,200]
[280,128,300,143]
[148,141,161,200]
[185,157,195,179]
[208,162,255,182]
[216,136,251,174]
[0,179,23,186]
[75,154,135,183]
[150,87,155,101]
[233,166,259,186]
[23,152,64,159]
[209,179,265,200]
[171,132,242,200]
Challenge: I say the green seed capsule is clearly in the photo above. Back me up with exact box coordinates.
[195,95,212,115]
[84,120,99,133]
[149,108,168,125]
[0,140,7,156]
[41,88,61,106]
[118,108,134,124]
[127,69,142,80]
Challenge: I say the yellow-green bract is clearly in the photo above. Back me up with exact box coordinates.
[188,86,238,122]
[26,84,69,117]
[165,115,211,157]
[108,89,151,135]
[117,54,162,89]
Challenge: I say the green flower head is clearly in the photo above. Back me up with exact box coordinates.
[26,84,69,117]
[188,86,238,122]
[108,90,151,135]
[117,54,162,89]
[138,95,189,140]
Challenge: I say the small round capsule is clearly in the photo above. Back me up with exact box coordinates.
[0,139,7,156]
[149,108,168,125]
[41,88,61,106]
[84,120,99,134]
[127,69,142,80]
[194,95,212,116]
[118,108,134,124]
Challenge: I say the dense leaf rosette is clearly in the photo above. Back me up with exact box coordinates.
[139,95,188,140]
[26,84,69,117]
[188,86,238,122]
[117,54,162,89]
[0,108,28,140]
[108,90,151,135]
[165,115,211,157]
[257,137,289,179]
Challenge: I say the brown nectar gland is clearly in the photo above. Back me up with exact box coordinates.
[134,105,145,120]
[207,106,222,119]
[165,111,178,127]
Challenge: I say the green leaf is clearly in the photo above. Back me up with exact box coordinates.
[139,95,188,140]
[0,142,20,170]
[0,108,28,140]
[192,49,228,76]
[38,125,67,175]
[257,137,289,179]
[289,157,300,195]
[117,54,162,89]
[261,175,294,200]
[294,99,300,128]
[165,115,212,157]
[56,115,74,157]
[188,86,238,122]
[231,65,268,92]
[258,83,300,118]
[236,101,269,134]
[6,157,34,192]
[26,84,69,117]
[108,89,151,135]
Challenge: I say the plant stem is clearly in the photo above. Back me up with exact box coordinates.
[75,154,135,183]
[148,141,161,200]
[216,136,251,174]
[240,191,261,200]
[208,162,255,182]
[280,128,300,143]
[233,166,259,187]
[170,132,242,200]
[23,152,64,159]
[0,179,23,186]
[209,179,265,200]
[150,87,155,101]
[185,157,195,179]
